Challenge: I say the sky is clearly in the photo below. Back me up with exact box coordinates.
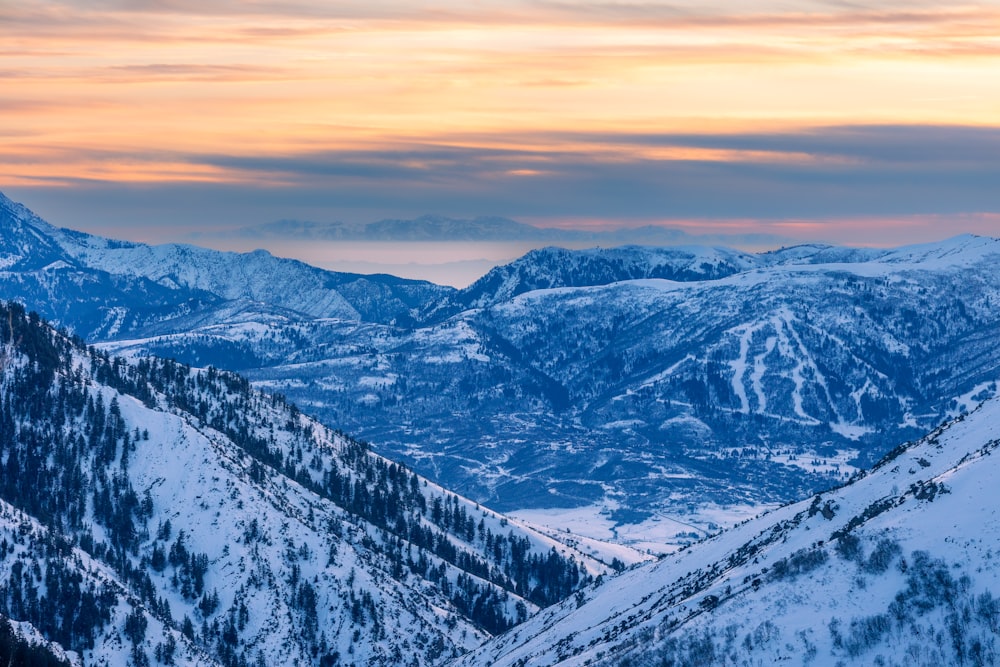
[3,0,1000,282]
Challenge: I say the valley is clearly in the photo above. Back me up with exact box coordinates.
[456,392,1000,666]
[5,193,1000,548]
[0,301,627,666]
[2,190,1000,665]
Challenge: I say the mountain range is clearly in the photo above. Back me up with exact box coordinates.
[3,189,1000,665]
[0,300,626,667]
[212,214,789,246]
[4,192,1000,549]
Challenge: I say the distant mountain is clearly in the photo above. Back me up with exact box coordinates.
[104,231,1000,539]
[454,395,1000,666]
[446,242,918,312]
[0,302,622,666]
[0,192,454,336]
[239,215,549,242]
[445,245,763,312]
[4,191,1000,550]
[226,214,790,245]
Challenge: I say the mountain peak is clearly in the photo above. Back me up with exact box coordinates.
[0,191,43,228]
[879,232,1000,268]
[0,193,456,334]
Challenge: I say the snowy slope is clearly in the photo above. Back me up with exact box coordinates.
[105,233,1000,549]
[449,245,761,312]
[7,191,1000,552]
[453,234,1000,313]
[0,302,627,667]
[52,237,361,321]
[0,191,452,336]
[453,395,1000,666]
[0,499,214,667]
[0,614,79,667]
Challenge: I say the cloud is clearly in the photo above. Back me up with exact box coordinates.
[7,124,998,228]
[5,0,999,242]
[101,63,291,82]
[10,1,999,34]
[575,125,1000,166]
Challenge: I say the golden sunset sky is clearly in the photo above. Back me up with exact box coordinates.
[3,0,1000,248]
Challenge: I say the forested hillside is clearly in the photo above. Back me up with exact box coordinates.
[0,302,615,666]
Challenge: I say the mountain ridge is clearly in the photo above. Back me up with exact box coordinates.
[219,213,790,246]
[0,191,454,334]
[4,191,1000,549]
[0,301,625,666]
[453,394,1000,666]
[4,191,1000,664]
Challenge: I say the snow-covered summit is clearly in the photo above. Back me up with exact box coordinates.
[452,244,761,311]
[0,192,454,337]
[446,234,1000,314]
[52,232,362,320]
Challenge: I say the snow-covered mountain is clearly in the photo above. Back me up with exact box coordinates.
[443,245,762,313]
[108,234,1000,547]
[454,394,1000,666]
[5,191,1000,550]
[0,302,627,667]
[5,191,1000,664]
[0,192,451,336]
[445,240,973,313]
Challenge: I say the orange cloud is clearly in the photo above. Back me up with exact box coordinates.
[3,1,1000,192]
